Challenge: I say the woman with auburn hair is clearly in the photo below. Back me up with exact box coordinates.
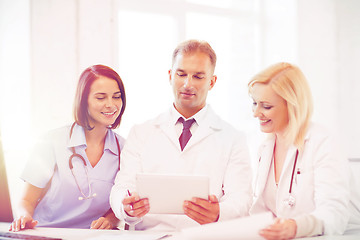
[248,62,350,239]
[10,65,126,231]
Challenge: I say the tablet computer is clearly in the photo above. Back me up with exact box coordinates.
[136,173,209,214]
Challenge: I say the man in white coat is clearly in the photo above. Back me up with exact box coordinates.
[110,39,252,231]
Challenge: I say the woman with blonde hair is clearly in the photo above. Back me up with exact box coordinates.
[248,62,350,239]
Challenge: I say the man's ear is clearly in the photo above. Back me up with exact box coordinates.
[209,75,217,90]
[168,69,172,84]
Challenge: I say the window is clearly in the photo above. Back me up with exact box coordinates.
[0,0,298,207]
[115,0,279,161]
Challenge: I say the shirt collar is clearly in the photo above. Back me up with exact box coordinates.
[170,104,208,126]
[68,123,86,148]
[104,129,120,156]
[68,123,119,156]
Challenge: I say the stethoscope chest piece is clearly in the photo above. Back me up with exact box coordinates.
[283,194,296,208]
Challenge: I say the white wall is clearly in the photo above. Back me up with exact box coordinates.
[297,0,360,157]
[3,0,358,152]
[0,0,30,206]
[298,0,338,128]
[336,0,360,158]
[30,0,118,137]
[30,0,77,136]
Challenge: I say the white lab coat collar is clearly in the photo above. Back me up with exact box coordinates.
[254,124,314,199]
[169,104,208,127]
[255,136,299,198]
[153,104,223,151]
[155,104,222,130]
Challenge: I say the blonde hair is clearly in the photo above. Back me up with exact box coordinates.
[248,62,313,149]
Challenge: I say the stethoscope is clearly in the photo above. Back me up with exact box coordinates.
[256,147,299,208]
[283,149,299,208]
[68,123,120,200]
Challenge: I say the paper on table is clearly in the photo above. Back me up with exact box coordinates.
[181,212,273,240]
[87,232,172,240]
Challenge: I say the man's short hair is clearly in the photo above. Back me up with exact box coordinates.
[172,39,217,70]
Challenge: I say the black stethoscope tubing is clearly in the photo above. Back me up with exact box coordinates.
[288,149,299,195]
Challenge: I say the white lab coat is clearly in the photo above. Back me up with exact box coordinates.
[110,105,253,231]
[250,123,350,237]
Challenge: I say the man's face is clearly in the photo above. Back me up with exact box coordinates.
[169,51,216,118]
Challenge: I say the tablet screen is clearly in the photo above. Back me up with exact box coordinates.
[136,173,209,214]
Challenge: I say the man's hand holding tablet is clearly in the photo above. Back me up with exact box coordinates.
[183,194,220,224]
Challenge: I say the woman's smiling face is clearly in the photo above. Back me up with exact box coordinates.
[87,76,122,128]
[250,83,289,136]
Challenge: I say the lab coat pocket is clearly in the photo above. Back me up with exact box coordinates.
[294,170,312,193]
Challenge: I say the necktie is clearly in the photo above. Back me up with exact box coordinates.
[178,117,196,151]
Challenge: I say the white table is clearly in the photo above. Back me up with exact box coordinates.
[1,222,359,240]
